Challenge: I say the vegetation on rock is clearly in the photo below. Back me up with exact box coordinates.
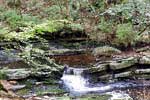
[92,46,121,57]
[0,0,150,99]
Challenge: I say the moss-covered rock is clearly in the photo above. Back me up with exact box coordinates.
[2,20,85,41]
[87,64,108,74]
[92,46,121,57]
[109,57,138,70]
[114,71,132,78]
[31,64,64,79]
[4,69,31,80]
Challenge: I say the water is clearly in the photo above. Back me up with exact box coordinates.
[62,68,128,96]
[62,68,113,94]
[61,67,150,99]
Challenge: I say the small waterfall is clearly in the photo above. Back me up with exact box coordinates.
[61,68,88,93]
[61,67,112,95]
[60,67,138,99]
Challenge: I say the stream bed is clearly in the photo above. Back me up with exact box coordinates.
[1,50,150,100]
[13,67,150,100]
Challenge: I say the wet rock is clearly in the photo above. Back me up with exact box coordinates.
[0,50,20,64]
[87,64,108,73]
[135,74,150,79]
[4,69,31,80]
[109,57,137,70]
[114,71,132,78]
[92,46,121,57]
[135,69,150,74]
[139,56,150,64]
[11,85,26,91]
[99,74,113,81]
[31,65,64,79]
[108,92,133,100]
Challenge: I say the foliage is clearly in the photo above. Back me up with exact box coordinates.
[43,5,63,20]
[1,9,21,29]
[97,18,114,33]
[2,20,84,42]
[115,23,137,47]
[103,0,150,30]
[0,0,149,48]
[0,70,7,79]
[0,27,10,41]
[89,18,115,44]
[0,9,40,30]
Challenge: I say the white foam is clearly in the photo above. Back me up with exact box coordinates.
[107,91,133,100]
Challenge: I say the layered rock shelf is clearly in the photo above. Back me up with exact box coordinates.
[86,55,150,82]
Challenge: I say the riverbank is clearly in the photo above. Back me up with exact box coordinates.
[0,44,149,100]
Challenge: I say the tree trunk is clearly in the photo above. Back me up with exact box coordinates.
[65,0,70,19]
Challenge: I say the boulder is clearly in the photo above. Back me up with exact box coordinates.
[92,46,121,57]
[109,57,138,70]
[4,69,31,80]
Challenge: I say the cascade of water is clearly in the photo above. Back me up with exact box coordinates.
[61,67,112,94]
[61,67,150,99]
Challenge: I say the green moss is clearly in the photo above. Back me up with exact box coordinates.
[16,88,30,96]
[3,20,83,41]
[0,70,7,80]
[98,18,113,33]
[35,85,66,96]
[79,95,111,100]
[43,79,59,84]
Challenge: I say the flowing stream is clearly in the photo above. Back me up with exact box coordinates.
[61,67,150,99]
[61,67,112,94]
